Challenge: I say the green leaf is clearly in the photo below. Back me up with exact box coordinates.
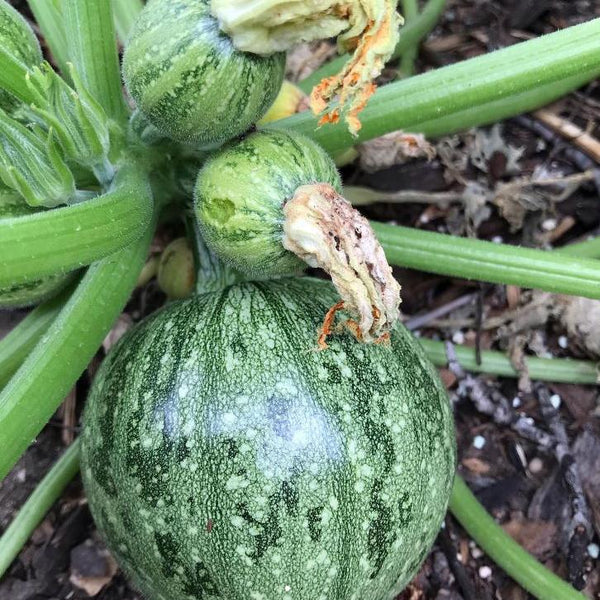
[0,437,81,578]
[63,0,128,123]
[26,63,113,182]
[279,18,600,153]
[27,0,70,75]
[0,163,152,287]
[0,207,155,481]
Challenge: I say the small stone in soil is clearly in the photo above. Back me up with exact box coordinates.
[478,565,492,579]
[473,435,486,449]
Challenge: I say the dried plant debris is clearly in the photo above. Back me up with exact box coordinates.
[358,131,436,173]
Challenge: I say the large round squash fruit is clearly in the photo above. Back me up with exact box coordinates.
[81,277,456,600]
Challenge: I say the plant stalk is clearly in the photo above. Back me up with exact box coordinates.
[372,222,600,301]
[0,438,81,578]
[0,202,155,481]
[0,164,152,288]
[450,476,586,600]
[0,284,76,391]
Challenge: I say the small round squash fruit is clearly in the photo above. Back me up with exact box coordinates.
[195,129,341,277]
[123,0,285,145]
[81,277,456,600]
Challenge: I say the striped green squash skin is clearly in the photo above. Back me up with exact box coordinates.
[0,194,73,308]
[0,0,42,110]
[81,277,456,600]
[195,130,342,277]
[123,0,286,145]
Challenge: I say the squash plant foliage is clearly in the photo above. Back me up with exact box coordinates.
[1,1,600,600]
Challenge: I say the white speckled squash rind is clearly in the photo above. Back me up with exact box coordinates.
[123,0,286,145]
[195,129,342,277]
[81,277,456,600]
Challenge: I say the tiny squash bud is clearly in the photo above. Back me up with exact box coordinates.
[26,63,113,184]
[0,0,42,111]
[0,111,75,208]
[157,238,196,299]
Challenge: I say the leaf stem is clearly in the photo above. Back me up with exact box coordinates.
[419,339,598,385]
[63,0,128,123]
[27,0,69,75]
[0,284,75,390]
[0,438,81,579]
[450,476,587,600]
[0,164,153,288]
[399,0,420,77]
[372,222,600,300]
[0,200,155,481]
[112,0,144,44]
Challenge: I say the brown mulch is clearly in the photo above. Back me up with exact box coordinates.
[1,0,600,599]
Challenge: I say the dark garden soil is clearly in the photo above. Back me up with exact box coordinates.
[2,1,600,599]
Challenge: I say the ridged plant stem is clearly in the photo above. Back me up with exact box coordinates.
[0,203,155,481]
[0,165,152,288]
[0,438,81,578]
[450,477,586,600]
[283,18,600,154]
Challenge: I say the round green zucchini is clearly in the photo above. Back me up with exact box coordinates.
[123,0,286,145]
[195,129,342,277]
[0,0,42,111]
[0,192,75,308]
[81,276,456,600]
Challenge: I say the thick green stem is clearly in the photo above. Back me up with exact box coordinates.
[0,164,152,288]
[419,339,598,385]
[0,438,81,578]
[112,0,144,44]
[0,208,155,482]
[557,236,600,259]
[282,18,600,154]
[27,0,69,75]
[399,0,419,76]
[450,476,586,600]
[372,222,600,300]
[63,0,128,124]
[0,285,75,391]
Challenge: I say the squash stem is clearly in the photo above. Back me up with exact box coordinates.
[0,283,77,391]
[0,174,155,482]
[186,212,244,295]
[418,339,598,385]
[450,476,586,600]
[0,438,81,579]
